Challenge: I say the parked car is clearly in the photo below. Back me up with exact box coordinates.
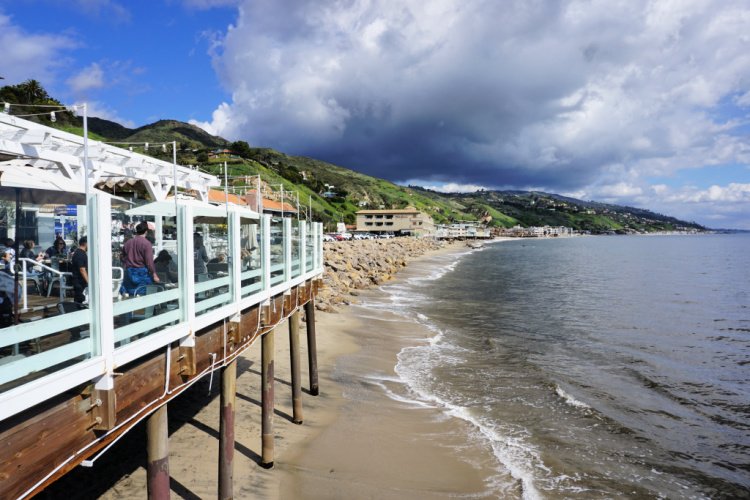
[323,234,336,242]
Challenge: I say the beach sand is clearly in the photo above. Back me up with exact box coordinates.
[77,242,507,499]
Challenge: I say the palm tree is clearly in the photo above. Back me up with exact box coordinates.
[19,79,49,103]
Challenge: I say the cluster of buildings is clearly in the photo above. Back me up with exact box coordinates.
[351,207,576,239]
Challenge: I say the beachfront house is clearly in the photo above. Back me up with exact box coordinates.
[355,207,435,236]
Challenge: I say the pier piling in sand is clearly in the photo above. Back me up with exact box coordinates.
[304,299,320,396]
[261,328,275,468]
[219,359,237,499]
[146,404,170,500]
[289,309,304,424]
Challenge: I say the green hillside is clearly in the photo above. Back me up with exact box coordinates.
[0,79,708,233]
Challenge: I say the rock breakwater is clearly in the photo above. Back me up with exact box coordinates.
[316,238,451,312]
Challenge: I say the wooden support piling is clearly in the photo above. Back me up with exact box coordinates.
[304,299,319,396]
[218,359,236,500]
[289,309,303,424]
[146,405,170,500]
[261,328,275,468]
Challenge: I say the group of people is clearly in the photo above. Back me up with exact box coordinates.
[0,235,89,311]
[2,221,233,315]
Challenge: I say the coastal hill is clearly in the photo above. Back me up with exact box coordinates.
[1,79,707,233]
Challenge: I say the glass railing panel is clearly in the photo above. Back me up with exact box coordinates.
[0,192,93,393]
[240,217,263,298]
[111,200,182,345]
[193,211,231,316]
[270,217,285,286]
[291,223,301,278]
[305,222,315,272]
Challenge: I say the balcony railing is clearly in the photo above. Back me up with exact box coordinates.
[0,193,323,422]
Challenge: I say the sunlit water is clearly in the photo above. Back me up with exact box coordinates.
[362,234,750,499]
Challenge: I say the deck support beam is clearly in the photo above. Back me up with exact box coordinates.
[289,309,303,424]
[146,405,170,500]
[304,299,319,396]
[218,359,236,500]
[261,328,275,468]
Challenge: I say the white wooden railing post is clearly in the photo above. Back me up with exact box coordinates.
[299,220,307,277]
[229,209,242,316]
[283,217,292,281]
[91,194,116,428]
[319,222,323,270]
[262,215,271,292]
[179,205,196,338]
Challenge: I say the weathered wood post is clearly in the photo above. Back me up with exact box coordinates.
[146,405,170,500]
[304,299,319,396]
[289,309,303,424]
[261,328,275,468]
[218,359,236,499]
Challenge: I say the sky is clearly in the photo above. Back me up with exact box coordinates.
[2,0,750,229]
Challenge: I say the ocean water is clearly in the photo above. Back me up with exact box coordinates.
[363,234,750,499]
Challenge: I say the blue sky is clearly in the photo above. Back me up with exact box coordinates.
[2,0,750,229]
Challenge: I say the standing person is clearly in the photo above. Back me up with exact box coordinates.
[70,236,88,304]
[193,232,208,275]
[121,221,160,295]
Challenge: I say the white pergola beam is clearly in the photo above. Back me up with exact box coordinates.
[0,113,220,201]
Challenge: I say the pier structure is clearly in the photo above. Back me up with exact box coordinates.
[0,113,324,498]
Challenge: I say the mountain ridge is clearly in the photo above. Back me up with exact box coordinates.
[0,79,708,233]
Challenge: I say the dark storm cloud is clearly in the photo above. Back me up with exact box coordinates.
[192,0,750,226]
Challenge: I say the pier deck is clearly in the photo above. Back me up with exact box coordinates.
[0,113,324,498]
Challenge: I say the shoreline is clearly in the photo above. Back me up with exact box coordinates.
[92,239,510,499]
[274,243,510,499]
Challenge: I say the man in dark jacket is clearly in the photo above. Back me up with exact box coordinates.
[71,236,88,304]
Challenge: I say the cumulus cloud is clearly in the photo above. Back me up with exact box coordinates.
[78,100,135,128]
[0,12,78,84]
[67,63,105,93]
[407,182,491,194]
[74,0,131,23]
[181,0,240,9]
[196,0,750,196]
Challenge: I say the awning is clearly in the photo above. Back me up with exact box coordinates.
[0,160,86,205]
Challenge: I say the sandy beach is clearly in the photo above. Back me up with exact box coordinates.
[41,241,506,499]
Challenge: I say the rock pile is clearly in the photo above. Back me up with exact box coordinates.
[315,238,449,312]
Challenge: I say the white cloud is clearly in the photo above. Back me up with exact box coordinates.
[405,181,491,193]
[67,63,105,94]
[79,100,135,128]
[182,0,240,9]
[0,13,78,85]
[74,0,131,23]
[192,0,750,227]
[200,1,750,179]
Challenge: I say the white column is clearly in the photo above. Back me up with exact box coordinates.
[90,194,115,389]
[297,220,307,276]
[283,217,292,282]
[229,209,241,314]
[262,215,271,291]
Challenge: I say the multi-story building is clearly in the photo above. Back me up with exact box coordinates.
[356,207,435,236]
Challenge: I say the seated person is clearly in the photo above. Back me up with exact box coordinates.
[1,250,13,273]
[154,249,178,283]
[208,253,226,264]
[45,237,66,259]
